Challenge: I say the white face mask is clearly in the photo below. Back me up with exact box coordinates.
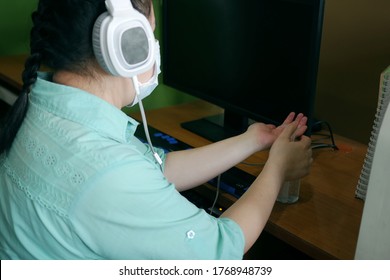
[128,40,161,107]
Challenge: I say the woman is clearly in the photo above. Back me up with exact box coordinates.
[0,0,312,259]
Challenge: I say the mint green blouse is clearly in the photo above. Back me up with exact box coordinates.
[0,73,244,260]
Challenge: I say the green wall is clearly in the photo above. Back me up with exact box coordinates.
[0,0,195,115]
[0,0,38,55]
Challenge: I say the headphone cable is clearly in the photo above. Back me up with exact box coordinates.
[132,76,163,170]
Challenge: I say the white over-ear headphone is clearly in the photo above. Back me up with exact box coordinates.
[92,0,156,77]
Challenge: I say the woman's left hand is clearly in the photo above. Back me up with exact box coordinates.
[247,112,308,151]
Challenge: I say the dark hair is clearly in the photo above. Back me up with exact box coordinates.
[0,0,152,153]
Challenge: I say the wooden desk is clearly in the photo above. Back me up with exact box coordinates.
[131,101,366,260]
[0,55,48,106]
[0,54,367,260]
[0,54,26,91]
[0,55,27,106]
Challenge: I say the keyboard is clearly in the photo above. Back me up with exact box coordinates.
[135,125,256,199]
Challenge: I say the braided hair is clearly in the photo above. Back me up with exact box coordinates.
[0,0,152,153]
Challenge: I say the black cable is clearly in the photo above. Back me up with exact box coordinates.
[311,120,339,150]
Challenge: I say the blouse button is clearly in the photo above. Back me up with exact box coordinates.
[186,230,196,239]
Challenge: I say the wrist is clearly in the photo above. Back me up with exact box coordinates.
[262,159,286,185]
[239,130,262,155]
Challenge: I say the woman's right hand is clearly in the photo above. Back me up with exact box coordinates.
[267,120,313,182]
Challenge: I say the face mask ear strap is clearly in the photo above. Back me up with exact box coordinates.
[132,76,141,97]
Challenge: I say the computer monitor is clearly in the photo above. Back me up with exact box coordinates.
[162,0,325,142]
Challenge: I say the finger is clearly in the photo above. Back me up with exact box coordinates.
[279,120,299,140]
[294,113,304,123]
[300,135,312,148]
[291,115,308,139]
[293,125,308,138]
[281,112,296,125]
[298,116,308,127]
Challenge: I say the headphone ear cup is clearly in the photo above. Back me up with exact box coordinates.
[92,12,116,75]
[92,7,156,78]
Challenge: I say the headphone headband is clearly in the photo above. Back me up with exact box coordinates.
[106,0,133,16]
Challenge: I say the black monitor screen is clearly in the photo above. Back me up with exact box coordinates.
[163,0,325,142]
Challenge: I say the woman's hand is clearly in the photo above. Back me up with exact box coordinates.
[246,112,308,152]
[267,120,313,181]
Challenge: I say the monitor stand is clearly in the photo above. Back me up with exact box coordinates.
[181,110,249,142]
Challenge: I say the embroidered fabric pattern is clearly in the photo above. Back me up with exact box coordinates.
[2,100,145,217]
[2,105,98,217]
